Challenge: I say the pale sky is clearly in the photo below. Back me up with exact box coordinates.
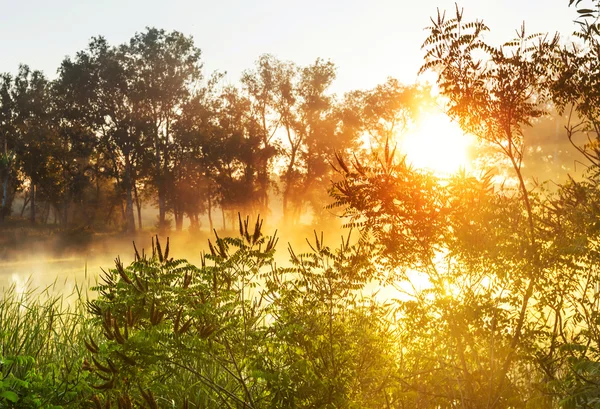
[0,0,579,94]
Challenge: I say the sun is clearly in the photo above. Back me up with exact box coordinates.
[401,112,474,174]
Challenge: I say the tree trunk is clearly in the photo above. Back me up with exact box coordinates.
[63,198,69,226]
[134,178,142,230]
[20,194,30,217]
[207,197,213,232]
[124,156,136,233]
[155,131,166,232]
[175,209,183,231]
[119,198,125,227]
[283,126,298,225]
[42,202,50,224]
[29,181,35,225]
[106,204,115,227]
[188,213,199,232]
[1,135,9,224]
[0,174,7,224]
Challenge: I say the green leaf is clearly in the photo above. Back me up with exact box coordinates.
[0,390,18,403]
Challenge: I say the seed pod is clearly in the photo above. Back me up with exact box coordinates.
[91,378,114,390]
[164,237,169,261]
[266,231,279,252]
[126,307,134,327]
[208,240,217,257]
[138,386,159,409]
[174,308,182,333]
[107,358,118,374]
[116,351,136,366]
[104,310,112,325]
[133,241,141,261]
[199,323,215,338]
[95,371,112,381]
[143,390,158,409]
[100,268,115,287]
[183,271,192,289]
[113,320,126,344]
[85,338,99,354]
[89,336,100,351]
[151,305,164,326]
[134,275,146,293]
[115,257,132,285]
[238,213,244,237]
[178,318,193,335]
[102,320,114,341]
[217,239,227,258]
[252,216,262,244]
[155,236,163,262]
[87,301,102,316]
[82,358,92,371]
[117,395,133,409]
[92,356,112,374]
[91,395,102,409]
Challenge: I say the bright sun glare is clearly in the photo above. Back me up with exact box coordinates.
[402,112,474,174]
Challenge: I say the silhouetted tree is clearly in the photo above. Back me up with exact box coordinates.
[127,28,202,232]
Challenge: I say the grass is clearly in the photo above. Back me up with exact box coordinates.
[0,279,95,408]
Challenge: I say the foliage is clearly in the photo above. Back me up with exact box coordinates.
[0,282,94,408]
[0,31,426,231]
[10,2,600,409]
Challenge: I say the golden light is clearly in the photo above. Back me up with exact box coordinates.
[401,112,474,174]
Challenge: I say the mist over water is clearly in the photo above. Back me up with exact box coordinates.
[0,219,346,294]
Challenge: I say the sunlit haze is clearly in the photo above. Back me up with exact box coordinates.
[2,1,600,407]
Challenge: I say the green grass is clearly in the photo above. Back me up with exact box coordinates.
[0,279,95,408]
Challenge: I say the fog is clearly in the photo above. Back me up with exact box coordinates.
[0,219,349,294]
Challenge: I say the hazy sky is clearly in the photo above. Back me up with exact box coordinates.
[0,0,579,93]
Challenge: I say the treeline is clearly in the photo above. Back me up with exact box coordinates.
[0,29,425,232]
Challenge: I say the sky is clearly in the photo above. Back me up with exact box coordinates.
[0,0,580,94]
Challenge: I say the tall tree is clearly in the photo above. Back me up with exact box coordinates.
[0,74,17,224]
[58,37,150,232]
[171,72,223,231]
[127,28,202,232]
[240,54,287,215]
[11,65,53,225]
[277,58,340,224]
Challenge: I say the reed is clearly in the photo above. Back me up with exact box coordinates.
[0,279,94,407]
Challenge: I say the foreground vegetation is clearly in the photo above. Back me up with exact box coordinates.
[7,1,600,408]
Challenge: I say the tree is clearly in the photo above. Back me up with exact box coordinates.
[171,72,223,231]
[11,65,54,225]
[127,28,202,232]
[343,78,427,156]
[0,73,17,224]
[58,37,153,232]
[276,58,341,224]
[241,54,286,216]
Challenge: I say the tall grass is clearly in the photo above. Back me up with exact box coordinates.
[0,279,94,408]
